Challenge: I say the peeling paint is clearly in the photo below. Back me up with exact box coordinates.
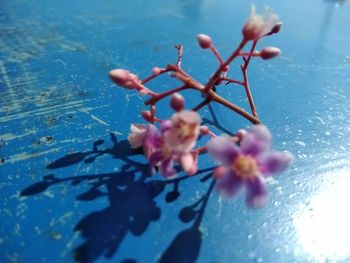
[4,147,62,164]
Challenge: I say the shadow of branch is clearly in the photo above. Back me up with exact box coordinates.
[21,134,215,263]
[159,179,216,263]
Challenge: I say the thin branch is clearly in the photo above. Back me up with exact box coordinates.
[145,85,188,106]
[141,68,170,84]
[206,39,248,91]
[175,44,183,68]
[241,40,259,116]
[209,90,261,124]
[209,46,224,65]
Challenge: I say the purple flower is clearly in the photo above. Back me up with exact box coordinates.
[129,110,201,178]
[207,125,293,208]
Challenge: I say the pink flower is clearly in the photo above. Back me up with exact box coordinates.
[207,125,293,208]
[242,6,280,41]
[139,110,201,178]
[164,110,201,153]
[127,124,148,149]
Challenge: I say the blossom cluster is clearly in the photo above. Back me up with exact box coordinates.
[109,7,293,208]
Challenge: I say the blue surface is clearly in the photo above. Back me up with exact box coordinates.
[1,0,350,262]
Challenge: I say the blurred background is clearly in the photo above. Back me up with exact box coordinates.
[1,0,350,262]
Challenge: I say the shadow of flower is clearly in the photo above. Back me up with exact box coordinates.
[20,134,215,263]
[159,179,215,263]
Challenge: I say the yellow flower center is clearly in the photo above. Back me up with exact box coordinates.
[175,120,197,141]
[232,155,259,179]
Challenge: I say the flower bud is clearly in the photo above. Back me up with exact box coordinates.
[199,125,209,135]
[213,166,226,179]
[267,22,282,35]
[260,47,281,60]
[170,93,185,112]
[242,6,280,41]
[242,15,264,41]
[152,67,162,75]
[236,129,247,140]
[197,34,212,49]
[141,110,153,122]
[109,69,141,90]
[109,69,130,85]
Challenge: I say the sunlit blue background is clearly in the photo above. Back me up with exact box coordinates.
[1,0,350,262]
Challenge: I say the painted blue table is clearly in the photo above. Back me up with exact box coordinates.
[1,0,350,262]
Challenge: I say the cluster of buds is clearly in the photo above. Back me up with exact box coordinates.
[109,6,293,208]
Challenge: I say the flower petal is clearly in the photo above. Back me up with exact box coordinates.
[163,130,195,154]
[160,120,171,133]
[128,124,148,148]
[159,158,177,178]
[179,152,198,175]
[171,110,201,125]
[165,110,201,153]
[241,125,271,156]
[245,176,267,208]
[259,151,294,176]
[144,125,163,149]
[215,171,243,198]
[149,151,164,167]
[207,136,240,165]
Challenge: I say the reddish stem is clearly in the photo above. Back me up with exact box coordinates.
[206,39,247,91]
[219,78,245,86]
[208,89,261,124]
[239,51,260,57]
[145,85,188,106]
[192,97,210,111]
[195,146,207,155]
[141,69,170,84]
[136,37,263,125]
[210,46,224,65]
[241,40,258,116]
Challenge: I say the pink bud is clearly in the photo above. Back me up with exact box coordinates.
[129,73,140,82]
[236,129,247,140]
[197,34,212,49]
[109,69,130,85]
[141,110,153,122]
[242,16,264,41]
[260,47,281,60]
[242,7,280,41]
[213,166,226,179]
[268,22,282,35]
[152,67,162,75]
[170,93,185,112]
[199,126,209,135]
